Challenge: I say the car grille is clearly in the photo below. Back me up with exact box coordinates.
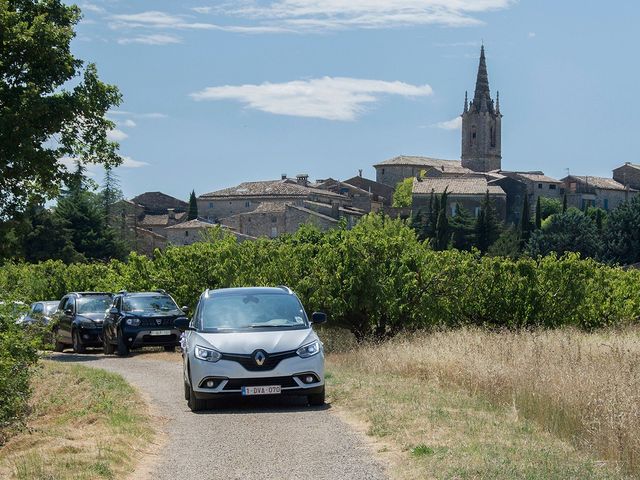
[139,317,175,327]
[220,350,298,371]
[223,376,298,390]
[141,334,177,342]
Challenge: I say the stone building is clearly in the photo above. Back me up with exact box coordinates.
[131,191,188,215]
[197,176,348,221]
[412,176,507,220]
[138,209,187,236]
[373,156,463,188]
[165,219,254,245]
[343,175,394,206]
[461,45,502,172]
[561,175,636,211]
[613,163,640,190]
[314,178,383,213]
[221,202,339,238]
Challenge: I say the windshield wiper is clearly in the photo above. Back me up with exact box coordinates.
[249,324,295,328]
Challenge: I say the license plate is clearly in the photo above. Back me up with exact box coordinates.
[150,330,171,336]
[242,385,281,396]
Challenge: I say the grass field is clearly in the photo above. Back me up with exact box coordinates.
[0,361,154,480]
[326,328,639,479]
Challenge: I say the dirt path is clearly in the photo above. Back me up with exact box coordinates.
[49,352,387,480]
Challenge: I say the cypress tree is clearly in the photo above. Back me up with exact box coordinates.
[474,190,502,253]
[562,192,568,213]
[535,196,542,229]
[434,188,450,250]
[519,195,532,245]
[188,190,198,220]
[450,203,475,250]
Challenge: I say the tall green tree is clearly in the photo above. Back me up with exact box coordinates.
[0,1,123,218]
[539,197,562,220]
[518,195,533,245]
[450,203,475,251]
[188,190,199,220]
[392,178,414,207]
[562,193,568,213]
[475,190,502,253]
[526,210,603,259]
[535,196,542,229]
[101,167,123,224]
[433,188,450,251]
[603,196,640,264]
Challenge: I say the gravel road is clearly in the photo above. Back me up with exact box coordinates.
[49,352,387,480]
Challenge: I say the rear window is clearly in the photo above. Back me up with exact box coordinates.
[200,293,307,331]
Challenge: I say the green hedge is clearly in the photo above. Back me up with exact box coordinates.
[1,214,640,341]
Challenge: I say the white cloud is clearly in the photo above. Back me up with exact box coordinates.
[192,6,213,14]
[190,77,433,121]
[109,110,168,119]
[81,3,105,14]
[118,34,182,45]
[107,128,128,141]
[434,116,462,130]
[120,119,137,128]
[528,31,536,38]
[120,156,149,168]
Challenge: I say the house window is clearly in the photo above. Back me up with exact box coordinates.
[549,184,557,190]
[450,204,456,216]
[474,207,481,218]
[209,202,213,208]
[381,168,385,175]
[604,198,609,210]
[185,231,189,237]
[538,183,543,189]
[245,201,251,208]
[270,227,278,237]
[271,217,277,223]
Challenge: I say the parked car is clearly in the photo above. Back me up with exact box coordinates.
[52,292,113,353]
[176,286,327,412]
[0,300,27,325]
[103,290,187,356]
[21,301,59,326]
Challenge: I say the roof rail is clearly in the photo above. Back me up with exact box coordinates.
[117,289,128,295]
[155,289,167,295]
[276,285,293,294]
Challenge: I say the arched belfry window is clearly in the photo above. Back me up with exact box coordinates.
[490,126,496,147]
[471,126,477,143]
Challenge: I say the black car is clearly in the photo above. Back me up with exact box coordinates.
[102,290,187,356]
[52,292,113,353]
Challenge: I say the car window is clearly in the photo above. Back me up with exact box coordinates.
[123,295,181,315]
[44,303,58,315]
[32,303,44,315]
[115,297,122,310]
[62,297,74,313]
[76,296,112,314]
[200,294,307,331]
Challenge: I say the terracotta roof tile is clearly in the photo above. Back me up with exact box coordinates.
[374,155,461,168]
[412,177,505,196]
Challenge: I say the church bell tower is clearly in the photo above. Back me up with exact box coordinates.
[461,45,502,172]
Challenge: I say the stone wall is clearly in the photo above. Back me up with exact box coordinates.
[412,194,507,221]
[375,165,422,188]
[613,164,640,190]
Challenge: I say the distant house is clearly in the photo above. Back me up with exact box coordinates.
[343,175,394,206]
[561,175,636,211]
[373,156,462,188]
[613,162,640,190]
[221,202,339,238]
[131,191,188,215]
[165,219,255,245]
[314,178,383,213]
[412,176,507,220]
[197,176,348,222]
[138,209,187,236]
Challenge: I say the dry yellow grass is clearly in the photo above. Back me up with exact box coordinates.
[327,327,640,478]
[0,360,154,479]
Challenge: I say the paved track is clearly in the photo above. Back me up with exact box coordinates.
[49,352,387,480]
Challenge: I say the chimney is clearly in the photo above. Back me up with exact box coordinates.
[296,173,309,187]
[167,208,176,221]
[281,173,287,180]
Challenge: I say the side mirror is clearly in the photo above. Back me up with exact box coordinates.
[109,307,118,315]
[174,317,192,332]
[64,308,73,316]
[181,306,189,314]
[311,312,327,325]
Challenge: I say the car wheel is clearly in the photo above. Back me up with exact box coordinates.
[72,330,86,354]
[187,382,206,412]
[53,329,65,352]
[307,387,325,407]
[184,381,190,401]
[164,345,176,352]
[116,330,130,356]
[103,334,115,355]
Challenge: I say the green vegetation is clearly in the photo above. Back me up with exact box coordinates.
[188,190,199,220]
[0,0,122,219]
[0,361,153,479]
[392,178,414,207]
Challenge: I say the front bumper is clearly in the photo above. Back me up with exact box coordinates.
[121,327,181,348]
[189,353,325,399]
[77,327,103,346]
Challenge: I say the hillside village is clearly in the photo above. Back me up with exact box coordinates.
[115,46,639,254]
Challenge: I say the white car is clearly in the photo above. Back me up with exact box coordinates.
[176,286,327,412]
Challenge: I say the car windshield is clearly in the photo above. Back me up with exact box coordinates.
[77,296,112,314]
[44,303,58,315]
[123,295,181,315]
[200,293,308,331]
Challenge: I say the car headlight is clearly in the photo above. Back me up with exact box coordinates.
[125,317,141,326]
[297,340,321,358]
[194,345,221,362]
[79,319,96,328]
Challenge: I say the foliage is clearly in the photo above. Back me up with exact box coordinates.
[474,191,502,253]
[450,203,475,251]
[603,196,640,265]
[488,227,521,259]
[526,210,603,259]
[535,196,542,229]
[539,197,563,220]
[433,188,450,251]
[519,194,533,245]
[0,1,122,218]
[392,178,414,208]
[188,190,198,220]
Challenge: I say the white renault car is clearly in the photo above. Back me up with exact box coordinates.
[176,286,327,412]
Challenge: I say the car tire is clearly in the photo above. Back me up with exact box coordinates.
[307,387,325,407]
[187,383,207,412]
[72,330,86,354]
[116,330,130,356]
[164,345,176,352]
[103,334,115,355]
[53,329,65,352]
[184,381,190,401]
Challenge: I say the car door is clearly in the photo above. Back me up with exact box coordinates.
[58,296,75,343]
[31,303,44,324]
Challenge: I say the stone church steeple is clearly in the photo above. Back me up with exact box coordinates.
[461,45,502,172]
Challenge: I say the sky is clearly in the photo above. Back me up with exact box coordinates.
[71,1,640,200]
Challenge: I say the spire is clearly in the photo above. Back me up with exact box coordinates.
[496,90,500,114]
[463,90,468,113]
[472,45,492,113]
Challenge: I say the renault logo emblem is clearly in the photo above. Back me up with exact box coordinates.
[254,351,266,366]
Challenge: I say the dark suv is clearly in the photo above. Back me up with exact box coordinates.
[103,290,187,356]
[53,292,113,353]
